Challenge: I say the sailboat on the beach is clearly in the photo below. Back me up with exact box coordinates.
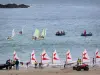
[66,50,76,65]
[39,29,46,39]
[66,50,72,63]
[13,51,19,61]
[52,50,61,64]
[41,49,51,64]
[95,49,100,62]
[32,28,40,40]
[82,49,90,63]
[31,50,37,64]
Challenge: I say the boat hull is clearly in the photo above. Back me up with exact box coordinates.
[32,36,44,40]
[0,64,15,70]
[55,33,65,36]
[81,33,92,36]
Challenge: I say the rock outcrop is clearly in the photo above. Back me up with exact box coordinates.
[0,3,30,8]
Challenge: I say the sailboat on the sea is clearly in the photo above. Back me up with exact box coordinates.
[32,28,46,40]
[19,28,23,35]
[32,28,40,40]
[39,29,46,39]
[7,29,15,40]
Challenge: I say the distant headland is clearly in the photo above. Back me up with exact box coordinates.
[0,3,30,8]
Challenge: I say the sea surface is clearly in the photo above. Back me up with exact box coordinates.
[0,4,100,64]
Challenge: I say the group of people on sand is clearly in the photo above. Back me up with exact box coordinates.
[77,57,96,66]
[5,58,45,70]
[56,30,65,36]
[6,59,19,70]
[33,61,43,69]
[5,57,97,70]
[26,61,43,69]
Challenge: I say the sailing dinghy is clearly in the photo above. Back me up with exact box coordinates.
[52,50,61,65]
[39,29,46,39]
[7,29,15,40]
[41,49,51,64]
[32,28,46,40]
[64,50,76,67]
[31,50,37,64]
[82,49,90,63]
[32,28,40,40]
[95,49,100,62]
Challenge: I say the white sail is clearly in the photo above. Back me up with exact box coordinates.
[33,29,40,38]
[41,49,51,64]
[66,50,72,63]
[31,50,37,64]
[52,50,61,64]
[22,28,23,33]
[82,49,90,63]
[12,29,15,38]
[40,29,46,37]
[13,51,19,61]
[95,49,100,62]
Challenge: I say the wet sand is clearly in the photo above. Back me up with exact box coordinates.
[0,66,100,75]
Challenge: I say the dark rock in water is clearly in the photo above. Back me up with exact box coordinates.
[18,4,29,8]
[0,3,30,8]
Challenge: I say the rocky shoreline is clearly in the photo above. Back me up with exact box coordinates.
[0,3,30,8]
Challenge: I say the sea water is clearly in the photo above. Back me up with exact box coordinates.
[0,4,100,64]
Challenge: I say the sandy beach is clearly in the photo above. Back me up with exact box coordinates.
[0,66,100,75]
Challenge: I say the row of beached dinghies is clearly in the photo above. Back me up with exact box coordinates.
[11,49,100,66]
[7,28,46,40]
[0,49,100,69]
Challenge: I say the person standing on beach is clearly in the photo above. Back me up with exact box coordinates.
[15,59,19,70]
[26,62,29,69]
[34,61,38,68]
[6,59,10,70]
[77,58,80,66]
[26,61,30,69]
[79,59,82,65]
[92,58,95,67]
